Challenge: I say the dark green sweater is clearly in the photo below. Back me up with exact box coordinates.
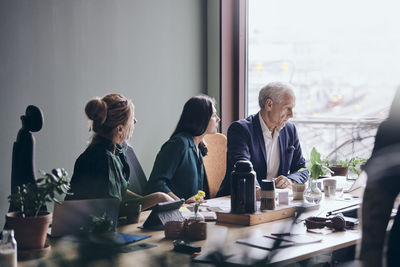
[66,136,130,201]
[145,132,204,200]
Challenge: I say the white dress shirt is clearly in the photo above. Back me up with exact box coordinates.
[259,113,281,181]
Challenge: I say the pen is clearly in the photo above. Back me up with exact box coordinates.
[271,232,291,236]
[326,203,360,216]
[267,234,295,243]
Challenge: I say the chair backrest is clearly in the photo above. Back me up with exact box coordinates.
[203,133,227,198]
[123,142,147,195]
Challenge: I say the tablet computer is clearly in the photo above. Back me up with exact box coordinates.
[142,199,184,230]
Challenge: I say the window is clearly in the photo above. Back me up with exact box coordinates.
[247,0,400,160]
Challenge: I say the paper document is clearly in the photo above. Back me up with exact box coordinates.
[201,199,231,212]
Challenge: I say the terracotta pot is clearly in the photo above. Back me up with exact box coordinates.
[330,165,348,176]
[164,221,184,239]
[186,220,207,241]
[5,212,52,249]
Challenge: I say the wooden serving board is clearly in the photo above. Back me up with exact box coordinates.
[216,205,296,226]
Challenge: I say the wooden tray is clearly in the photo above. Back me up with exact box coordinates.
[216,205,296,226]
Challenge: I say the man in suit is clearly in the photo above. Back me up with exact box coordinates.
[217,81,309,196]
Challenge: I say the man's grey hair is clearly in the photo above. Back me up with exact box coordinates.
[258,81,295,109]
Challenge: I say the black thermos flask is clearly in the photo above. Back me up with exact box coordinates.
[231,160,257,214]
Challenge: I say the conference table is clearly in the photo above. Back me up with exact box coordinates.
[20,188,363,266]
[117,189,362,266]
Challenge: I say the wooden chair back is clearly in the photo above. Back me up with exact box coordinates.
[203,133,227,198]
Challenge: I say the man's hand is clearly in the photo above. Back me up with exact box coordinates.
[274,175,293,189]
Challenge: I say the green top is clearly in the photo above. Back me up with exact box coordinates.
[66,135,130,201]
[145,132,204,200]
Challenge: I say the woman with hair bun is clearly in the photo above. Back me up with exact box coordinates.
[145,95,220,202]
[66,93,173,210]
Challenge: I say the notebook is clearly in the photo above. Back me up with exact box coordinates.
[50,198,120,237]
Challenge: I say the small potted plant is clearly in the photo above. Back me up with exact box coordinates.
[329,158,350,176]
[32,213,120,266]
[6,168,70,250]
[186,190,207,240]
[303,148,332,204]
[346,157,367,178]
[191,190,206,221]
[165,191,208,241]
[328,157,367,177]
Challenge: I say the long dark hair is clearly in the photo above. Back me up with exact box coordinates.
[171,95,215,156]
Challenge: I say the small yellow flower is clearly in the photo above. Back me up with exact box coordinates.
[194,195,201,201]
[198,190,205,198]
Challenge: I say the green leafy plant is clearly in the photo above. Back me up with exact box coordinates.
[308,147,332,180]
[330,157,366,176]
[336,158,350,167]
[87,213,114,234]
[37,213,118,266]
[8,168,70,217]
[322,157,330,168]
[348,157,367,175]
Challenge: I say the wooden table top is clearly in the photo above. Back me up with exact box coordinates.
[117,191,362,266]
[19,189,363,266]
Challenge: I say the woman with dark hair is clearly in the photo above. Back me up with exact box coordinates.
[66,93,173,210]
[145,95,220,201]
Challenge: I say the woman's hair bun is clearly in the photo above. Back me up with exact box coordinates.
[85,98,107,125]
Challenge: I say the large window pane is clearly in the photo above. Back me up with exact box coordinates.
[248,0,400,160]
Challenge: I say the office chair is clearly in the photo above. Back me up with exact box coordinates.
[9,105,43,212]
[123,142,147,196]
[203,133,227,198]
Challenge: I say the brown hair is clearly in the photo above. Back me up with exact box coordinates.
[85,93,134,141]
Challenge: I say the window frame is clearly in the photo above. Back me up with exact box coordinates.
[220,0,247,134]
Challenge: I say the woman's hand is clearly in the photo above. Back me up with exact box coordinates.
[185,197,196,204]
[185,195,207,204]
[167,191,180,201]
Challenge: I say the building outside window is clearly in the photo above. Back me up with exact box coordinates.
[247,0,400,162]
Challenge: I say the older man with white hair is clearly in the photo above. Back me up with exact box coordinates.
[217,81,309,197]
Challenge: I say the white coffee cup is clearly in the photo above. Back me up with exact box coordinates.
[323,178,337,197]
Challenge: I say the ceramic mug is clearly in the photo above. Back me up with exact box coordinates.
[292,183,306,200]
[323,179,337,197]
[120,202,142,224]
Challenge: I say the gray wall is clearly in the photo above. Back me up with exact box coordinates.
[0,0,207,227]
